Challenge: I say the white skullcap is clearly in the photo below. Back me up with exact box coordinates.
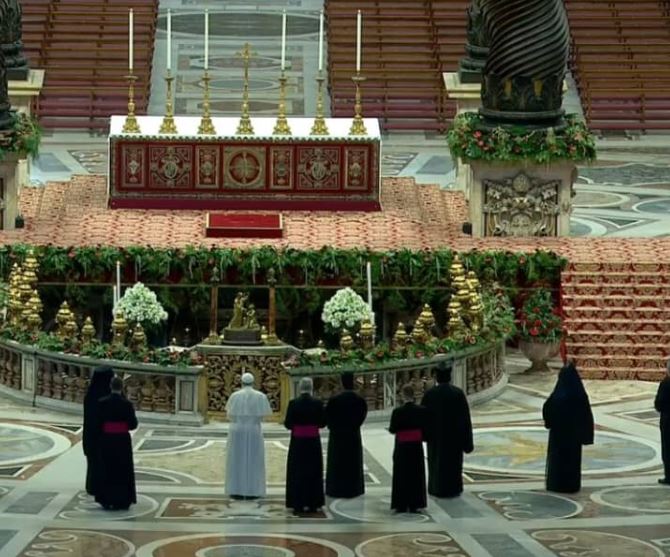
[241,373,254,385]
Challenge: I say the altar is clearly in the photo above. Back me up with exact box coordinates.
[107,116,381,211]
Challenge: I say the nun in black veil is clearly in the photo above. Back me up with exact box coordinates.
[83,365,114,495]
[543,361,594,493]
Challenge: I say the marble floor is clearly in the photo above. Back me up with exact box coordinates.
[0,354,669,556]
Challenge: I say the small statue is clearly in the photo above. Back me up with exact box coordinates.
[228,292,247,329]
[243,304,260,330]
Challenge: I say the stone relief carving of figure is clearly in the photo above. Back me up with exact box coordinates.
[0,0,29,80]
[478,0,570,128]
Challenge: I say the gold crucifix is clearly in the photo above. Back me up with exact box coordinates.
[236,42,256,135]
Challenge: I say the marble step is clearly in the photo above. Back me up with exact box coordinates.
[562,297,670,311]
[562,271,670,285]
[562,284,670,296]
[573,366,665,381]
[568,331,670,344]
[567,262,670,274]
[563,306,670,320]
[565,317,670,333]
[567,343,668,358]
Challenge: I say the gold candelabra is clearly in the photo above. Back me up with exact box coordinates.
[159,70,178,134]
[349,73,367,136]
[310,70,329,136]
[122,74,141,134]
[236,43,255,135]
[273,70,291,135]
[198,70,216,135]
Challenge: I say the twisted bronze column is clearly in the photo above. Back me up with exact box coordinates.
[479,0,570,128]
[458,0,489,84]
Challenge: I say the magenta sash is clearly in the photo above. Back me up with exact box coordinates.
[103,421,129,434]
[396,429,423,443]
[292,425,319,438]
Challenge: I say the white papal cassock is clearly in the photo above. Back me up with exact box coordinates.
[225,375,273,497]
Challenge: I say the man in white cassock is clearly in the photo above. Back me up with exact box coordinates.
[225,372,273,499]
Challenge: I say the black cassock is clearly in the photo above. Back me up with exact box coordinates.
[94,393,138,509]
[82,367,113,496]
[543,365,594,493]
[421,384,474,497]
[284,393,326,511]
[325,390,368,498]
[389,402,427,512]
[654,377,670,480]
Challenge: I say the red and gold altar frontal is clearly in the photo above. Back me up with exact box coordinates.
[108,116,381,211]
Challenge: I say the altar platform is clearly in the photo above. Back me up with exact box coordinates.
[108,116,381,211]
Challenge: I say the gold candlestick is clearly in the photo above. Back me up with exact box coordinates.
[310,70,329,136]
[349,73,367,136]
[198,70,216,135]
[159,70,178,134]
[273,71,291,135]
[236,42,255,135]
[122,74,141,134]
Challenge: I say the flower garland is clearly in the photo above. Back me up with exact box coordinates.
[0,112,41,161]
[447,112,596,164]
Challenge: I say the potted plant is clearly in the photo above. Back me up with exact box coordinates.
[517,288,563,372]
[321,287,374,342]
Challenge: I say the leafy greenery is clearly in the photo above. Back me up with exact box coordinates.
[447,112,596,164]
[0,325,200,368]
[0,244,567,291]
[294,287,513,370]
[0,112,41,160]
[517,288,563,343]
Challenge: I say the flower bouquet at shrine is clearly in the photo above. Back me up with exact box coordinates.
[291,258,516,371]
[517,288,564,373]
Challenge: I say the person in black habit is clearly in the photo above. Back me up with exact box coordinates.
[83,365,114,496]
[543,360,594,493]
[284,377,326,514]
[95,376,139,510]
[389,385,428,513]
[421,361,474,498]
[325,372,368,498]
[654,360,670,485]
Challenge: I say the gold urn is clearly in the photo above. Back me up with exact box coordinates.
[411,320,428,345]
[447,298,467,340]
[111,313,129,345]
[359,318,374,349]
[417,304,436,335]
[339,329,354,352]
[131,323,147,349]
[81,316,96,345]
[466,271,481,294]
[64,317,79,340]
[392,322,407,351]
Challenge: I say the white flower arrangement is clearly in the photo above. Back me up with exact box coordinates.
[321,287,374,332]
[115,282,168,328]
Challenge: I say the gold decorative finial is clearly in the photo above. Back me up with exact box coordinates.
[81,316,96,345]
[392,322,407,350]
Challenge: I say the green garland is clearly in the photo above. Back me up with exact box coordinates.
[447,112,596,164]
[0,112,41,161]
[0,326,199,368]
[0,245,567,291]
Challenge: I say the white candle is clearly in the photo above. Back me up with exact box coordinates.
[318,10,324,72]
[281,10,287,71]
[204,10,209,70]
[356,10,362,73]
[129,9,134,71]
[366,261,372,309]
[166,9,172,71]
[112,285,118,309]
[116,260,122,301]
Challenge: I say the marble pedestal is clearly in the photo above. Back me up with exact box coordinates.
[469,161,577,237]
[0,153,22,230]
[8,69,45,189]
[444,72,482,195]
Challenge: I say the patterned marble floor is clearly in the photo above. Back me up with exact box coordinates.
[0,353,669,556]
